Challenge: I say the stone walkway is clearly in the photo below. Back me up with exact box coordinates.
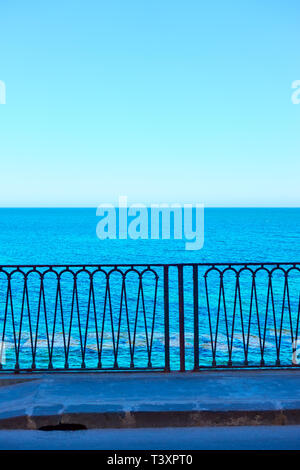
[1,426,300,450]
[0,370,300,428]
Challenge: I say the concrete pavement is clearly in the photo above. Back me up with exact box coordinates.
[0,370,299,428]
[0,426,299,450]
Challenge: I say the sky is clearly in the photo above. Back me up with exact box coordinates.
[0,0,299,207]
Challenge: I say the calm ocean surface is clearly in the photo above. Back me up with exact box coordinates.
[0,208,299,264]
[0,208,299,370]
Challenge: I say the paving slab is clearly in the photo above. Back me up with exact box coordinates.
[0,370,299,428]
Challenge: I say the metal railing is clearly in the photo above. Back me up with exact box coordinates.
[0,263,299,372]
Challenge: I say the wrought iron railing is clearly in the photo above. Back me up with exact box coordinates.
[0,263,299,372]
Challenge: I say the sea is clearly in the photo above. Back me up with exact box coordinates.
[0,207,299,370]
[0,208,299,265]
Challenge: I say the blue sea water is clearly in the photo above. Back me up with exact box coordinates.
[0,208,299,371]
[0,208,299,265]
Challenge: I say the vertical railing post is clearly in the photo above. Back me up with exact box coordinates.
[193,265,199,370]
[178,265,185,372]
[164,265,170,372]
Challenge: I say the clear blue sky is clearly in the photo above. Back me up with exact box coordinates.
[0,0,299,207]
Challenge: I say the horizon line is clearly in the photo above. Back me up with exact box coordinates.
[0,206,299,209]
